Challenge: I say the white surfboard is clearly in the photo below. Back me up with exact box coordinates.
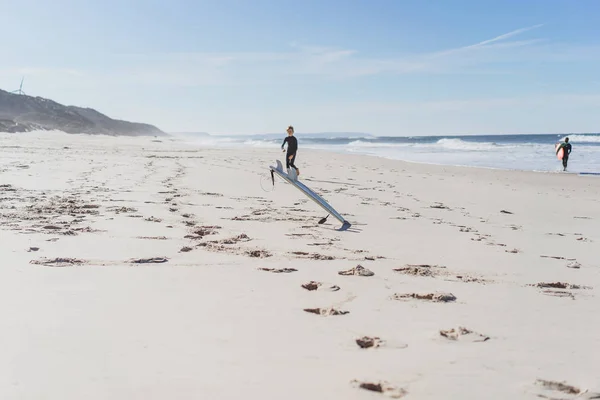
[269,160,351,230]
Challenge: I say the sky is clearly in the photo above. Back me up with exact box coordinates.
[1,0,600,135]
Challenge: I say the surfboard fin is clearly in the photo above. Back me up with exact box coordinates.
[318,214,329,224]
[287,167,298,181]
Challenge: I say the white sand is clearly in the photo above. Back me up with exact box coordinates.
[1,131,599,399]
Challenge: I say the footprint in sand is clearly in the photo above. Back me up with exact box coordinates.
[471,233,491,242]
[258,267,297,273]
[530,379,600,399]
[290,251,336,260]
[350,380,407,398]
[394,264,444,277]
[130,257,169,264]
[439,327,489,342]
[355,336,408,349]
[111,206,137,214]
[528,282,592,300]
[391,292,457,303]
[394,264,488,284]
[245,250,272,258]
[529,282,591,290]
[363,255,386,261]
[338,265,374,276]
[199,234,271,258]
[30,257,86,267]
[567,261,581,269]
[184,226,221,240]
[356,336,384,349]
[303,307,349,316]
[301,281,340,291]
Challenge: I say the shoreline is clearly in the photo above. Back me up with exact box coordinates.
[183,140,596,176]
[185,141,595,181]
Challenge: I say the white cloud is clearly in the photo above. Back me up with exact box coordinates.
[472,24,544,47]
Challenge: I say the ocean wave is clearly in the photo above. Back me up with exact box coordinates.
[242,139,278,147]
[346,140,410,148]
[435,138,500,151]
[563,134,600,143]
[344,138,513,151]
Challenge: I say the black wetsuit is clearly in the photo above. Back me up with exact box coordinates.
[558,142,572,169]
[281,135,298,170]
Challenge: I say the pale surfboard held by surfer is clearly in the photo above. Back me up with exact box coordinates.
[555,137,572,171]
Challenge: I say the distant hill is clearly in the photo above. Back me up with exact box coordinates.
[0,89,165,136]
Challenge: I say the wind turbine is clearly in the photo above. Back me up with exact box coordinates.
[11,77,25,95]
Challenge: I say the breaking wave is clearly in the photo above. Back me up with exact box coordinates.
[347,140,410,148]
[563,134,600,143]
[347,138,502,151]
[434,138,499,151]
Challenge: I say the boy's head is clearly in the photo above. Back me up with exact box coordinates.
[287,125,294,136]
[565,137,569,143]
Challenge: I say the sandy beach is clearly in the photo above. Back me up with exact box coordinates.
[1,131,599,400]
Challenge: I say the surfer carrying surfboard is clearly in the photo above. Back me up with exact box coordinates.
[281,125,300,177]
[556,137,572,171]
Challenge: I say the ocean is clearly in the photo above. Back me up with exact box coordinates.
[179,132,600,173]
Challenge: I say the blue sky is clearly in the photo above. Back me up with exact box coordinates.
[1,0,600,135]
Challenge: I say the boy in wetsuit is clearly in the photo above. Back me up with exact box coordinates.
[556,137,572,171]
[281,125,299,177]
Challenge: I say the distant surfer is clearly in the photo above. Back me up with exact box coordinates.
[556,137,572,171]
[281,125,299,177]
